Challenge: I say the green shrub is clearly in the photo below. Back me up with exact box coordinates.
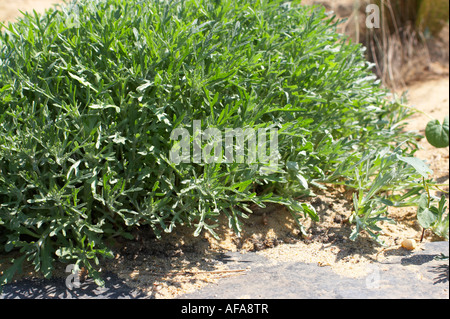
[0,0,427,287]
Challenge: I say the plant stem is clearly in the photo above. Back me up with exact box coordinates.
[401,104,435,120]
[420,228,425,242]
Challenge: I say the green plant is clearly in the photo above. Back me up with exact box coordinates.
[434,253,448,261]
[417,187,448,241]
[0,0,430,289]
[416,116,450,241]
[425,116,449,149]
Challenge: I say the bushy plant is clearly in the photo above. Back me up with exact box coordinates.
[0,0,430,288]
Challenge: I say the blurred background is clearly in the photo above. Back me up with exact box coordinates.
[303,0,449,90]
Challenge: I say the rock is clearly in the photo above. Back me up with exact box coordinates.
[401,238,417,250]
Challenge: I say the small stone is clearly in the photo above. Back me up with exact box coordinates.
[401,239,417,251]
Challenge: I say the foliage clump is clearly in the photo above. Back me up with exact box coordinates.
[0,0,431,286]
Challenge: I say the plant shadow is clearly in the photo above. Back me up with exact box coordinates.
[0,271,148,299]
[431,264,449,285]
[0,223,244,299]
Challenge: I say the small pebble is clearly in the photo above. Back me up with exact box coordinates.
[401,239,417,250]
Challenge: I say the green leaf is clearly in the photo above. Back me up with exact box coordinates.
[417,207,438,229]
[286,161,299,171]
[40,239,54,279]
[136,81,154,92]
[230,180,253,192]
[300,202,319,222]
[89,104,120,113]
[286,161,308,188]
[0,255,27,289]
[296,173,309,189]
[417,194,438,229]
[425,116,449,148]
[68,72,98,93]
[433,213,449,240]
[396,155,433,178]
[288,200,319,222]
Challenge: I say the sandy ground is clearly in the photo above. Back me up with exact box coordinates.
[0,0,448,299]
[402,77,449,188]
